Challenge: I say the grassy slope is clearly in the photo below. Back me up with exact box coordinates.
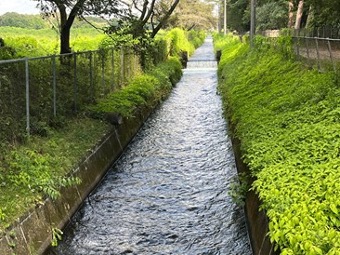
[0,26,106,57]
[0,57,183,234]
[217,34,340,255]
[0,118,110,232]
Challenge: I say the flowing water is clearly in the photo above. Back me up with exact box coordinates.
[49,38,252,255]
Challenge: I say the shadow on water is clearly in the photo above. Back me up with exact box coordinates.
[48,37,252,255]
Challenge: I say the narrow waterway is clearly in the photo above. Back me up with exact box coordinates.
[50,38,251,255]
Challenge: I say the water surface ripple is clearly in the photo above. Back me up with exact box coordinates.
[51,38,252,255]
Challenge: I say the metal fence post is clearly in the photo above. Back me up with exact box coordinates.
[111,48,114,90]
[101,50,105,94]
[89,51,94,101]
[315,37,321,71]
[52,55,57,117]
[296,37,300,60]
[327,39,336,72]
[305,37,310,59]
[120,47,125,86]
[73,52,78,112]
[25,58,30,136]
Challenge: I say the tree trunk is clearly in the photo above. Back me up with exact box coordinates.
[151,0,180,38]
[57,0,86,54]
[288,0,294,28]
[60,25,71,54]
[294,0,304,30]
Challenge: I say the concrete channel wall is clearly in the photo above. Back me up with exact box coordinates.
[0,106,156,255]
[230,136,280,255]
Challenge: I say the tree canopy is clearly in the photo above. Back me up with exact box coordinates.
[34,0,180,54]
[223,0,340,33]
[166,0,217,31]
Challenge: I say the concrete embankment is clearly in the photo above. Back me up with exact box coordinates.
[0,104,162,255]
[230,136,279,255]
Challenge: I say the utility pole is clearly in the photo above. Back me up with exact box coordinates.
[223,0,227,35]
[250,0,256,47]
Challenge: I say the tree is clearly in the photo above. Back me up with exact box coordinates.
[100,0,180,69]
[167,0,217,31]
[105,0,180,39]
[307,0,340,28]
[288,0,294,28]
[294,0,304,29]
[35,0,121,54]
[256,2,287,31]
[0,12,48,29]
[224,0,249,33]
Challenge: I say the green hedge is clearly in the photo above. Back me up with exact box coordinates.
[217,34,340,255]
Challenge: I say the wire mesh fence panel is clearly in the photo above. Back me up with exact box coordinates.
[0,46,148,144]
[55,54,78,116]
[293,36,340,72]
[292,27,340,39]
[76,51,95,107]
[28,57,55,136]
[0,60,27,143]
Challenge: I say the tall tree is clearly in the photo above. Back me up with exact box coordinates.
[35,0,122,54]
[106,0,180,39]
[288,0,294,28]
[256,1,287,30]
[307,0,340,27]
[294,0,304,29]
[224,0,249,33]
[167,0,217,30]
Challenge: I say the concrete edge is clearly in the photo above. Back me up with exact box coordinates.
[0,103,159,254]
[229,135,280,255]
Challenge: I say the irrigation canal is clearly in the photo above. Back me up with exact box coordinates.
[49,38,252,255]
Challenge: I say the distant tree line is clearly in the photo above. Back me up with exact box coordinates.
[0,12,106,30]
[222,0,340,33]
[0,12,48,29]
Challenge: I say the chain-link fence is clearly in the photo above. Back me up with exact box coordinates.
[0,47,142,144]
[293,36,340,72]
[292,27,340,39]
[260,29,340,73]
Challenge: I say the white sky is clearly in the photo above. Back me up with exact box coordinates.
[0,0,40,16]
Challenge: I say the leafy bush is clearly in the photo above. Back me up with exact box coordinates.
[89,57,182,119]
[188,30,206,48]
[164,28,195,57]
[217,34,340,254]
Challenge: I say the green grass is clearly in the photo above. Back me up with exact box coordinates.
[0,56,182,234]
[0,117,110,233]
[217,34,340,255]
[0,26,107,57]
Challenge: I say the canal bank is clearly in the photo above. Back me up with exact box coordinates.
[48,37,252,254]
[0,58,181,255]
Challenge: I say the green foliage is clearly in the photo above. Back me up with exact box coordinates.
[167,0,217,30]
[256,2,287,31]
[228,172,250,206]
[51,227,63,247]
[188,30,206,48]
[164,28,195,57]
[218,34,340,254]
[7,149,81,200]
[89,57,182,118]
[0,26,107,58]
[0,118,110,231]
[0,12,48,29]
[0,209,5,221]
